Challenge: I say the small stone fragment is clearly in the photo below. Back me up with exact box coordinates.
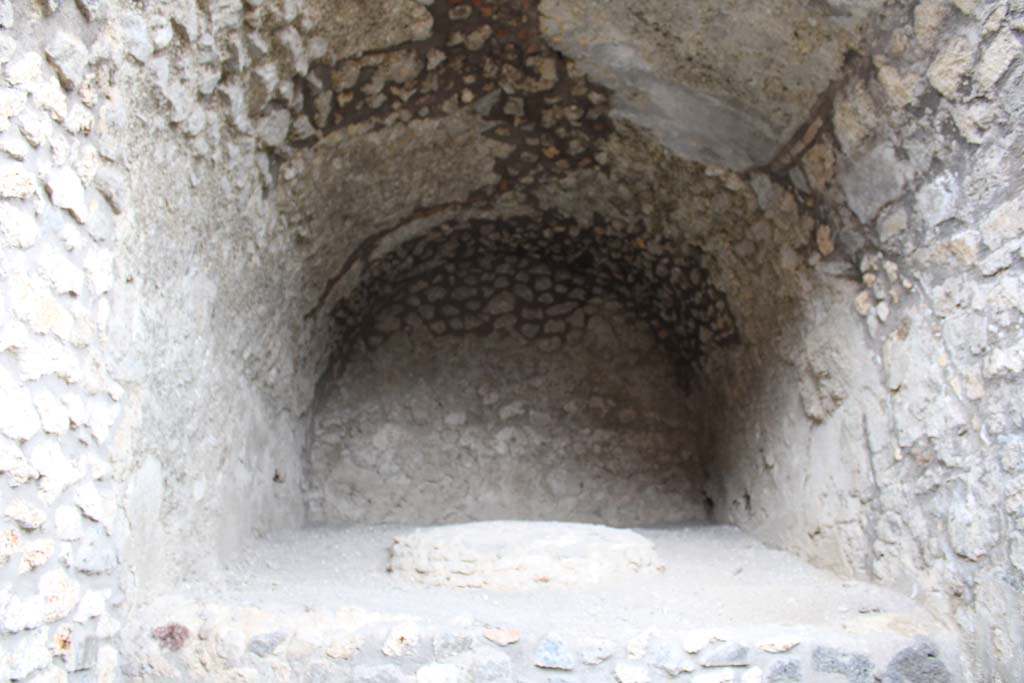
[39,567,81,622]
[534,634,576,670]
[473,648,511,683]
[249,631,287,657]
[757,637,800,654]
[681,629,723,654]
[121,14,154,62]
[93,166,128,214]
[416,662,461,683]
[152,623,190,652]
[19,538,55,573]
[45,32,89,91]
[766,659,801,683]
[354,664,410,683]
[382,621,419,656]
[75,0,105,21]
[434,631,474,658]
[8,628,51,679]
[650,638,697,675]
[813,647,873,683]
[325,632,363,659]
[5,500,47,530]
[484,628,520,646]
[700,641,750,667]
[692,670,737,683]
[579,637,616,665]
[927,37,974,100]
[46,166,89,223]
[0,163,38,199]
[816,224,835,256]
[73,589,106,622]
[615,662,650,683]
[882,639,952,683]
[73,525,117,575]
[742,667,765,683]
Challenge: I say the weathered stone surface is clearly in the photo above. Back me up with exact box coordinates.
[700,641,750,667]
[382,622,420,657]
[45,32,89,91]
[390,522,661,590]
[534,634,576,670]
[881,640,952,683]
[4,500,47,530]
[248,631,287,657]
[765,659,801,683]
[615,661,651,683]
[812,647,873,683]
[3,2,1023,682]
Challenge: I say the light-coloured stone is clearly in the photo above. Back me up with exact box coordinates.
[0,441,38,487]
[39,567,81,622]
[534,634,576,670]
[46,166,89,223]
[73,590,106,622]
[483,628,520,646]
[382,621,420,656]
[33,389,70,435]
[976,30,1021,92]
[326,632,364,659]
[5,52,43,85]
[0,367,41,442]
[29,440,82,505]
[741,667,764,683]
[927,37,976,100]
[980,193,1024,250]
[18,538,55,573]
[682,630,725,654]
[416,662,461,683]
[6,628,51,679]
[0,163,38,198]
[74,481,114,531]
[615,661,651,683]
[692,670,737,683]
[121,14,153,62]
[45,32,89,91]
[54,505,83,541]
[0,204,37,249]
[390,521,661,590]
[757,637,800,654]
[5,500,47,530]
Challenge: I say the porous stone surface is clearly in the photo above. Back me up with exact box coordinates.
[388,521,662,589]
[1,0,1022,681]
[114,525,962,683]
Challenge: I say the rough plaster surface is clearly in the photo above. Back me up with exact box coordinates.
[539,0,881,168]
[118,525,961,683]
[310,314,706,527]
[388,521,662,589]
[1,0,1023,681]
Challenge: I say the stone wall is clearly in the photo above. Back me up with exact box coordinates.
[1,0,1022,681]
[308,220,715,526]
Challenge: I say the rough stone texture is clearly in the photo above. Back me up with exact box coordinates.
[1,0,1023,681]
[539,0,884,169]
[307,220,713,525]
[112,525,963,682]
[388,521,662,589]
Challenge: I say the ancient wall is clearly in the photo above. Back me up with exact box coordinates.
[0,0,1022,681]
[307,220,716,526]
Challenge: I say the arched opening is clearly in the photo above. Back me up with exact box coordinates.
[306,215,728,526]
[4,0,1020,681]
